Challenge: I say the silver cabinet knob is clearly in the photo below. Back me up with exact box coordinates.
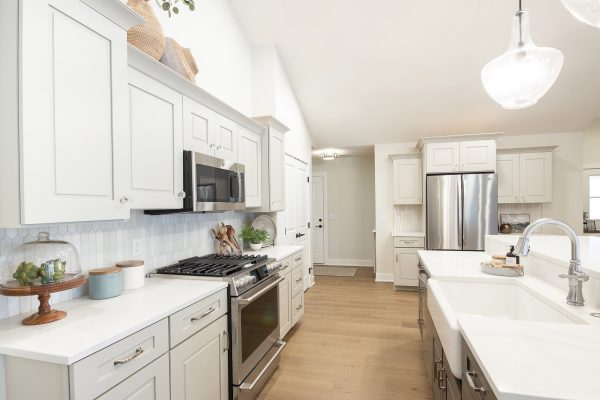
[210,143,215,148]
[177,191,186,199]
[119,196,130,205]
[217,145,222,150]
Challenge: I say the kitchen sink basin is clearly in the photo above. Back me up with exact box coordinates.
[427,279,585,378]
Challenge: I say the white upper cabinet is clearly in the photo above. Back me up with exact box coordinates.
[268,128,286,211]
[425,140,496,174]
[497,151,553,204]
[183,96,238,161]
[459,140,497,172]
[11,0,138,224]
[128,67,184,210]
[238,127,262,208]
[393,158,423,205]
[425,142,460,173]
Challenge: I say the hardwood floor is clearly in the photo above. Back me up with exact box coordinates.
[257,267,433,400]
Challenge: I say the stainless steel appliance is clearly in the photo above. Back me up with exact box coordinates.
[146,151,245,214]
[153,254,285,400]
[426,173,498,251]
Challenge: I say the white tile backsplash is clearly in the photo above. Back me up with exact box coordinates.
[0,210,252,320]
[393,205,423,233]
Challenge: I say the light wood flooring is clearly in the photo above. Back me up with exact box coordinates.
[257,267,433,400]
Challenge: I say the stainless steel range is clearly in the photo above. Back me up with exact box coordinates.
[153,254,285,400]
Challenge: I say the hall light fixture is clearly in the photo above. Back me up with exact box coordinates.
[321,152,338,161]
[481,0,564,109]
[562,0,600,28]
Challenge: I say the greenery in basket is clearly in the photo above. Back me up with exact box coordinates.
[239,225,269,245]
[156,0,195,17]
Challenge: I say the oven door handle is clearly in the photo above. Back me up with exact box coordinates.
[238,277,284,305]
[240,341,286,391]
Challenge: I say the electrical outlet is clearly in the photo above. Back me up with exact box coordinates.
[132,238,144,258]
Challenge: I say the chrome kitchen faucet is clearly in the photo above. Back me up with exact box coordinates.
[514,218,589,306]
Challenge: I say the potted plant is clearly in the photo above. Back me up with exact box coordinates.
[240,225,269,251]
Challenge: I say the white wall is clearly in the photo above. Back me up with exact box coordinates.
[497,132,584,235]
[252,45,313,163]
[312,156,375,266]
[583,118,600,168]
[149,0,253,115]
[374,142,420,282]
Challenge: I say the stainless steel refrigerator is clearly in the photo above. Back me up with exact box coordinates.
[426,173,498,251]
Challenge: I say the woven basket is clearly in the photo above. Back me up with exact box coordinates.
[127,0,165,60]
[160,37,199,82]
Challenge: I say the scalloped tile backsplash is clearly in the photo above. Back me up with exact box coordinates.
[0,210,252,320]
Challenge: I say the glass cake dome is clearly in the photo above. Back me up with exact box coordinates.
[1,232,82,288]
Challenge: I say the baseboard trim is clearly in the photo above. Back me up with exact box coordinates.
[326,258,374,267]
[375,273,394,282]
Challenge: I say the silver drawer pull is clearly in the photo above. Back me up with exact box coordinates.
[295,257,302,262]
[114,347,144,366]
[295,278,302,283]
[223,330,229,353]
[466,370,486,393]
[191,306,216,322]
[296,304,303,310]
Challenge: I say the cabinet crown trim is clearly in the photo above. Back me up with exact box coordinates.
[127,45,265,135]
[416,132,502,150]
[389,153,422,160]
[497,145,558,154]
[252,115,290,133]
[81,0,144,29]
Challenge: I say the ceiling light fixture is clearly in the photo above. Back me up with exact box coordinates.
[562,0,600,27]
[481,0,564,109]
[321,152,338,161]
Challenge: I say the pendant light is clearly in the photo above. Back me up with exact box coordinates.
[321,152,338,161]
[562,0,600,28]
[481,1,564,109]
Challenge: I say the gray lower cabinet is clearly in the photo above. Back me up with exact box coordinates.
[96,354,170,400]
[462,339,497,400]
[170,314,229,400]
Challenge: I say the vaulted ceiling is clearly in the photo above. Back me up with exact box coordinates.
[231,0,600,147]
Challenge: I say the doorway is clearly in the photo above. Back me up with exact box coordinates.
[311,173,327,264]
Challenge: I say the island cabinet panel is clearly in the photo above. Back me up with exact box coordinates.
[170,314,229,400]
[18,0,131,224]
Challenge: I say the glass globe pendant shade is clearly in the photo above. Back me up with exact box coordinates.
[562,0,600,28]
[481,10,564,109]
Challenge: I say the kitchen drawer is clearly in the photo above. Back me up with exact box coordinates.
[393,236,425,248]
[279,256,292,274]
[462,339,497,400]
[291,291,304,325]
[291,251,304,269]
[96,353,170,400]
[291,266,303,296]
[169,288,227,348]
[69,318,169,400]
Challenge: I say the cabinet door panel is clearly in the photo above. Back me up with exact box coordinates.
[278,271,292,339]
[183,96,215,155]
[238,128,262,208]
[170,315,228,400]
[269,129,285,211]
[520,152,552,203]
[460,140,496,172]
[291,291,304,325]
[96,354,170,400]
[394,248,419,287]
[497,154,520,204]
[20,0,130,223]
[426,142,460,173]
[215,116,237,161]
[393,158,422,204]
[129,67,183,209]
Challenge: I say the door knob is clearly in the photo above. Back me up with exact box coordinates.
[177,191,186,199]
[296,233,306,238]
[318,218,322,222]
[317,225,323,228]
[119,196,130,205]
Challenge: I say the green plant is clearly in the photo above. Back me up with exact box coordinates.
[239,225,269,244]
[156,0,195,17]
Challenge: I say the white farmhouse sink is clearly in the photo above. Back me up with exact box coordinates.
[427,279,585,379]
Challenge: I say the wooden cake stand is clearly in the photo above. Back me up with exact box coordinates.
[0,275,87,325]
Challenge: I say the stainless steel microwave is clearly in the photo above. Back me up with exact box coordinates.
[145,151,245,214]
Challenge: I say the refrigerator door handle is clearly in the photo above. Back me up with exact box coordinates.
[458,176,463,250]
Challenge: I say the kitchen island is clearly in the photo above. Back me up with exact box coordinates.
[419,235,600,400]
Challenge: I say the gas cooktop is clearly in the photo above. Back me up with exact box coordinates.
[155,254,268,277]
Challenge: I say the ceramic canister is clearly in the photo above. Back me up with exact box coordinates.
[88,267,122,300]
[115,260,145,290]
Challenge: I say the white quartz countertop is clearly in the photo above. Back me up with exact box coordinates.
[393,231,425,237]
[0,279,227,365]
[419,245,600,400]
[245,245,304,261]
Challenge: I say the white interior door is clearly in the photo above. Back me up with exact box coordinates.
[283,157,298,241]
[311,175,325,264]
